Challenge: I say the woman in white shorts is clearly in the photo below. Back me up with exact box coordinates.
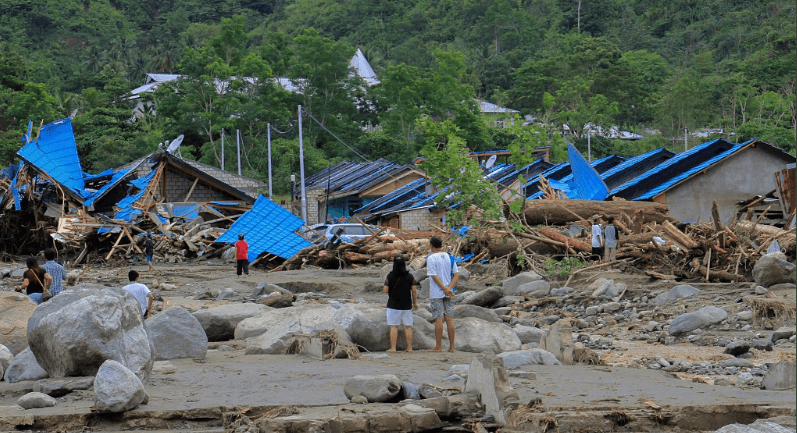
[383,255,418,352]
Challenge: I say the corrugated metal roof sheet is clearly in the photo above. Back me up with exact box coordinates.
[567,143,609,200]
[18,118,86,199]
[609,139,738,199]
[216,195,311,260]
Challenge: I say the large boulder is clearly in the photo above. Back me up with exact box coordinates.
[94,360,148,413]
[234,303,339,341]
[501,272,543,294]
[146,307,208,361]
[652,285,701,305]
[512,325,547,345]
[4,347,48,383]
[460,286,503,307]
[454,318,521,353]
[339,304,436,352]
[0,344,13,373]
[464,354,519,426]
[752,255,796,288]
[668,306,728,335]
[454,305,502,323]
[17,392,57,409]
[343,375,402,403]
[0,292,37,354]
[193,304,271,341]
[252,282,294,299]
[539,320,574,364]
[508,280,551,298]
[761,360,796,391]
[498,349,562,368]
[27,287,154,382]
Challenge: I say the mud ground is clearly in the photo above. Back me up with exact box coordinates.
[0,258,794,432]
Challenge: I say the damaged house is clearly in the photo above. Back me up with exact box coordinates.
[2,118,308,265]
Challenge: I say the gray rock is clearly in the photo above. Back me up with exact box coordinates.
[27,287,153,382]
[17,392,57,409]
[4,348,48,383]
[216,287,235,300]
[668,306,728,335]
[493,295,525,308]
[539,315,561,325]
[737,310,754,321]
[193,304,271,341]
[152,361,177,374]
[591,279,626,298]
[550,287,573,296]
[252,282,293,299]
[402,380,421,400]
[94,360,148,413]
[0,344,13,373]
[461,286,503,307]
[498,349,562,368]
[761,360,796,391]
[771,326,796,343]
[754,286,769,295]
[10,268,26,278]
[501,272,543,294]
[768,283,796,291]
[509,280,550,298]
[585,306,599,316]
[539,320,574,365]
[512,325,547,344]
[454,317,522,353]
[255,292,295,308]
[33,377,94,397]
[652,285,701,305]
[146,307,208,361]
[715,419,796,433]
[343,374,401,403]
[419,383,443,399]
[751,339,773,351]
[0,292,37,354]
[464,354,520,426]
[244,320,305,355]
[719,358,753,368]
[752,255,796,288]
[724,340,751,357]
[454,304,502,323]
[412,267,427,284]
[343,306,436,352]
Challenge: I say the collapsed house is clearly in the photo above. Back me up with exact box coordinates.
[1,118,308,266]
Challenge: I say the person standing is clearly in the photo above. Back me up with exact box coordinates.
[123,270,153,318]
[42,249,67,297]
[16,256,53,305]
[382,255,418,353]
[144,233,155,272]
[591,217,604,262]
[235,233,249,277]
[604,216,620,262]
[426,236,458,352]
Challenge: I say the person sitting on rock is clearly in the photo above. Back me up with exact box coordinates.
[382,254,418,353]
[16,256,53,304]
[123,270,153,318]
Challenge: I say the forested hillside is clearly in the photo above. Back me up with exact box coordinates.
[0,0,794,194]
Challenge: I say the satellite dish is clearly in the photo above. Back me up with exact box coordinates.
[166,134,184,154]
[485,155,498,170]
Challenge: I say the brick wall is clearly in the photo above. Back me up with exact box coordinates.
[159,169,237,202]
[399,208,443,230]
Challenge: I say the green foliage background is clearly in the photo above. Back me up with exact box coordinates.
[0,0,794,197]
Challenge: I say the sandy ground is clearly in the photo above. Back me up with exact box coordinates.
[0,259,795,432]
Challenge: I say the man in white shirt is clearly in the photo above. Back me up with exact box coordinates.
[426,236,458,352]
[591,217,604,261]
[123,270,153,318]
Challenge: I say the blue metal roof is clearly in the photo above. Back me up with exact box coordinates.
[17,118,86,199]
[609,139,739,199]
[567,143,609,200]
[216,195,311,261]
[634,139,756,200]
[113,170,156,222]
[83,168,133,209]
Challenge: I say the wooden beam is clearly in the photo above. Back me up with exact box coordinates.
[184,178,200,202]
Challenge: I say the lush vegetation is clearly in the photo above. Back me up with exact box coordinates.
[0,0,794,196]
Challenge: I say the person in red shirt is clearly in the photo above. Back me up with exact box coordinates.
[235,233,249,277]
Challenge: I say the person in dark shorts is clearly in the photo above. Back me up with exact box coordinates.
[382,255,418,353]
[591,217,604,261]
[144,233,155,271]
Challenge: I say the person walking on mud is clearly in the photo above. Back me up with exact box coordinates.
[235,233,249,277]
[382,255,418,353]
[426,236,458,352]
[144,233,155,272]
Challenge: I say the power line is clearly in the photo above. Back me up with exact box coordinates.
[303,109,371,163]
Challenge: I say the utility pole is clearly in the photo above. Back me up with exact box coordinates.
[221,129,225,170]
[298,105,308,223]
[684,128,688,151]
[267,123,273,199]
[587,127,592,162]
[236,129,242,175]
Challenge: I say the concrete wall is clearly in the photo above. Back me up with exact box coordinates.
[399,208,443,230]
[661,147,792,223]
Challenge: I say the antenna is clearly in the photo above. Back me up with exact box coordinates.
[485,155,497,170]
[166,134,184,154]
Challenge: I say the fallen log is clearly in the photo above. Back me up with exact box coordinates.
[523,200,673,226]
[537,228,591,253]
[661,220,699,249]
